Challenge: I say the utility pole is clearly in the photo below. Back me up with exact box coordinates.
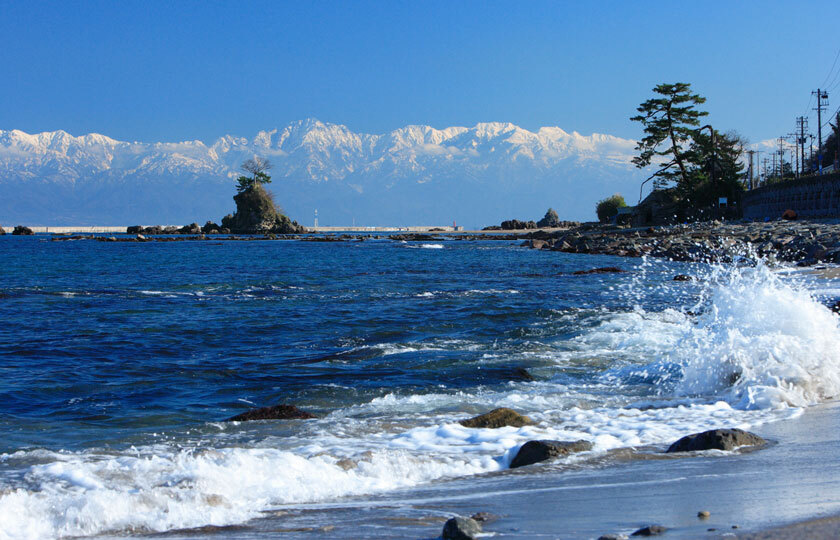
[796,116,808,175]
[785,133,799,178]
[778,137,786,178]
[813,89,829,173]
[762,157,770,185]
[747,150,756,189]
[831,112,840,170]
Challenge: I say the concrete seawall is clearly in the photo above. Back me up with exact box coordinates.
[743,172,840,219]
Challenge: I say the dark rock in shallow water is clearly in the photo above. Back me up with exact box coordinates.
[459,407,533,429]
[0,225,5,235]
[470,512,497,523]
[572,267,623,275]
[225,404,316,422]
[126,225,144,234]
[509,439,593,468]
[666,428,766,453]
[782,209,798,220]
[510,366,536,381]
[442,516,481,540]
[631,524,667,536]
[12,226,34,235]
[673,274,692,281]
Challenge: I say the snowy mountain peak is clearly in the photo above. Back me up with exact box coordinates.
[0,120,644,226]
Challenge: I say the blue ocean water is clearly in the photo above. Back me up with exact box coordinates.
[1,235,839,539]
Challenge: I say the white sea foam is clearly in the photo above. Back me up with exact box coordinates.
[420,243,444,249]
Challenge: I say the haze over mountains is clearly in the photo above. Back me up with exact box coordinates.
[0,119,645,227]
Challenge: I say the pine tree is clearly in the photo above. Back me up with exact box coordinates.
[631,83,708,191]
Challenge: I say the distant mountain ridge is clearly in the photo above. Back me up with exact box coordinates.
[0,119,645,226]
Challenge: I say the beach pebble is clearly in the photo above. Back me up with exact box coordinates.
[698,510,711,518]
[631,524,667,536]
[442,516,481,540]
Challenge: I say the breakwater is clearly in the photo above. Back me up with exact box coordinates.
[743,172,840,219]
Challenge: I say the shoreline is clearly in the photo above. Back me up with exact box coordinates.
[13,217,840,268]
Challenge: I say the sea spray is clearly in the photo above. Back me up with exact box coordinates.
[674,261,840,409]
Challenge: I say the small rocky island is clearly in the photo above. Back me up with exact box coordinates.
[128,157,305,236]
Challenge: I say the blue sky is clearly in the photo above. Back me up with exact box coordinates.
[2,0,839,145]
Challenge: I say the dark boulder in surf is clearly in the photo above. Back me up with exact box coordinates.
[666,428,766,453]
[442,516,482,540]
[459,407,533,429]
[631,524,668,536]
[225,404,316,422]
[0,225,5,235]
[509,439,593,468]
[12,226,33,235]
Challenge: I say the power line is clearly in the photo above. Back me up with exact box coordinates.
[821,47,840,89]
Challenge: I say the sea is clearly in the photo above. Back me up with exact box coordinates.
[2,234,840,539]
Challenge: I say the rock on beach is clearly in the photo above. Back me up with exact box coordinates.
[509,439,593,468]
[442,516,482,540]
[666,428,766,453]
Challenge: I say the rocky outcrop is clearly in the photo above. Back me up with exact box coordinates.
[221,185,306,234]
[202,221,221,234]
[537,208,561,228]
[666,428,766,453]
[459,408,533,429]
[509,439,593,468]
[225,404,316,422]
[0,225,5,235]
[500,219,537,230]
[12,226,33,235]
[178,223,202,234]
[442,517,482,540]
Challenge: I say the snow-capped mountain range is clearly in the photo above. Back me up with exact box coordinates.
[0,119,645,226]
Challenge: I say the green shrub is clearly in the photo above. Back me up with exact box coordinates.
[596,194,627,223]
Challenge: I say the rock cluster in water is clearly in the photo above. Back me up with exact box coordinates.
[524,219,840,265]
